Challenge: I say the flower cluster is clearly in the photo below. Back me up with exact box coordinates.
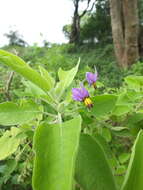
[72,71,98,108]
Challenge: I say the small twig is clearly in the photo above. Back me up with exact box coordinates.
[79,0,95,18]
[4,49,19,100]
[16,142,30,161]
[5,71,14,101]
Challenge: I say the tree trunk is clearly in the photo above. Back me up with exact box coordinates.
[109,0,139,68]
[70,0,94,44]
[123,0,139,66]
[109,0,125,67]
[70,0,80,44]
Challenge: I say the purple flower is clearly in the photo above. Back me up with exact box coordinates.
[72,87,89,101]
[72,86,93,108]
[86,72,98,85]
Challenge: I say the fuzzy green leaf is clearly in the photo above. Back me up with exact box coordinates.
[121,130,143,190]
[0,101,40,126]
[0,49,51,92]
[91,95,117,117]
[75,134,117,190]
[32,116,82,190]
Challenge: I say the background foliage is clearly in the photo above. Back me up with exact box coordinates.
[0,0,143,189]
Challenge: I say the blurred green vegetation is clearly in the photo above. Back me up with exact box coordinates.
[0,0,143,189]
[0,34,143,190]
[1,42,143,190]
[2,43,143,91]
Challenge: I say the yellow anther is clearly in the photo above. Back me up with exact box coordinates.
[84,97,93,108]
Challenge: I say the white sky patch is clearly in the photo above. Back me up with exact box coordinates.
[0,0,74,46]
[0,0,93,46]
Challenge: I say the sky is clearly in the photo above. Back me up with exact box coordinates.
[0,0,75,46]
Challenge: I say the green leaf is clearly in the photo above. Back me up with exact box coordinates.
[116,165,126,176]
[0,127,21,160]
[39,66,55,89]
[75,134,117,190]
[94,134,116,164]
[0,49,51,92]
[55,61,79,98]
[113,104,133,116]
[125,75,143,91]
[111,127,129,132]
[0,159,17,185]
[58,62,79,88]
[117,92,131,104]
[23,80,57,108]
[127,113,143,124]
[91,95,117,117]
[121,130,143,190]
[119,153,130,164]
[101,127,112,142]
[23,80,47,96]
[0,101,41,126]
[32,116,82,190]
[110,126,130,137]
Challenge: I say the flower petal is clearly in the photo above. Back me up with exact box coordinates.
[72,88,83,101]
[86,72,98,85]
[72,87,89,102]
